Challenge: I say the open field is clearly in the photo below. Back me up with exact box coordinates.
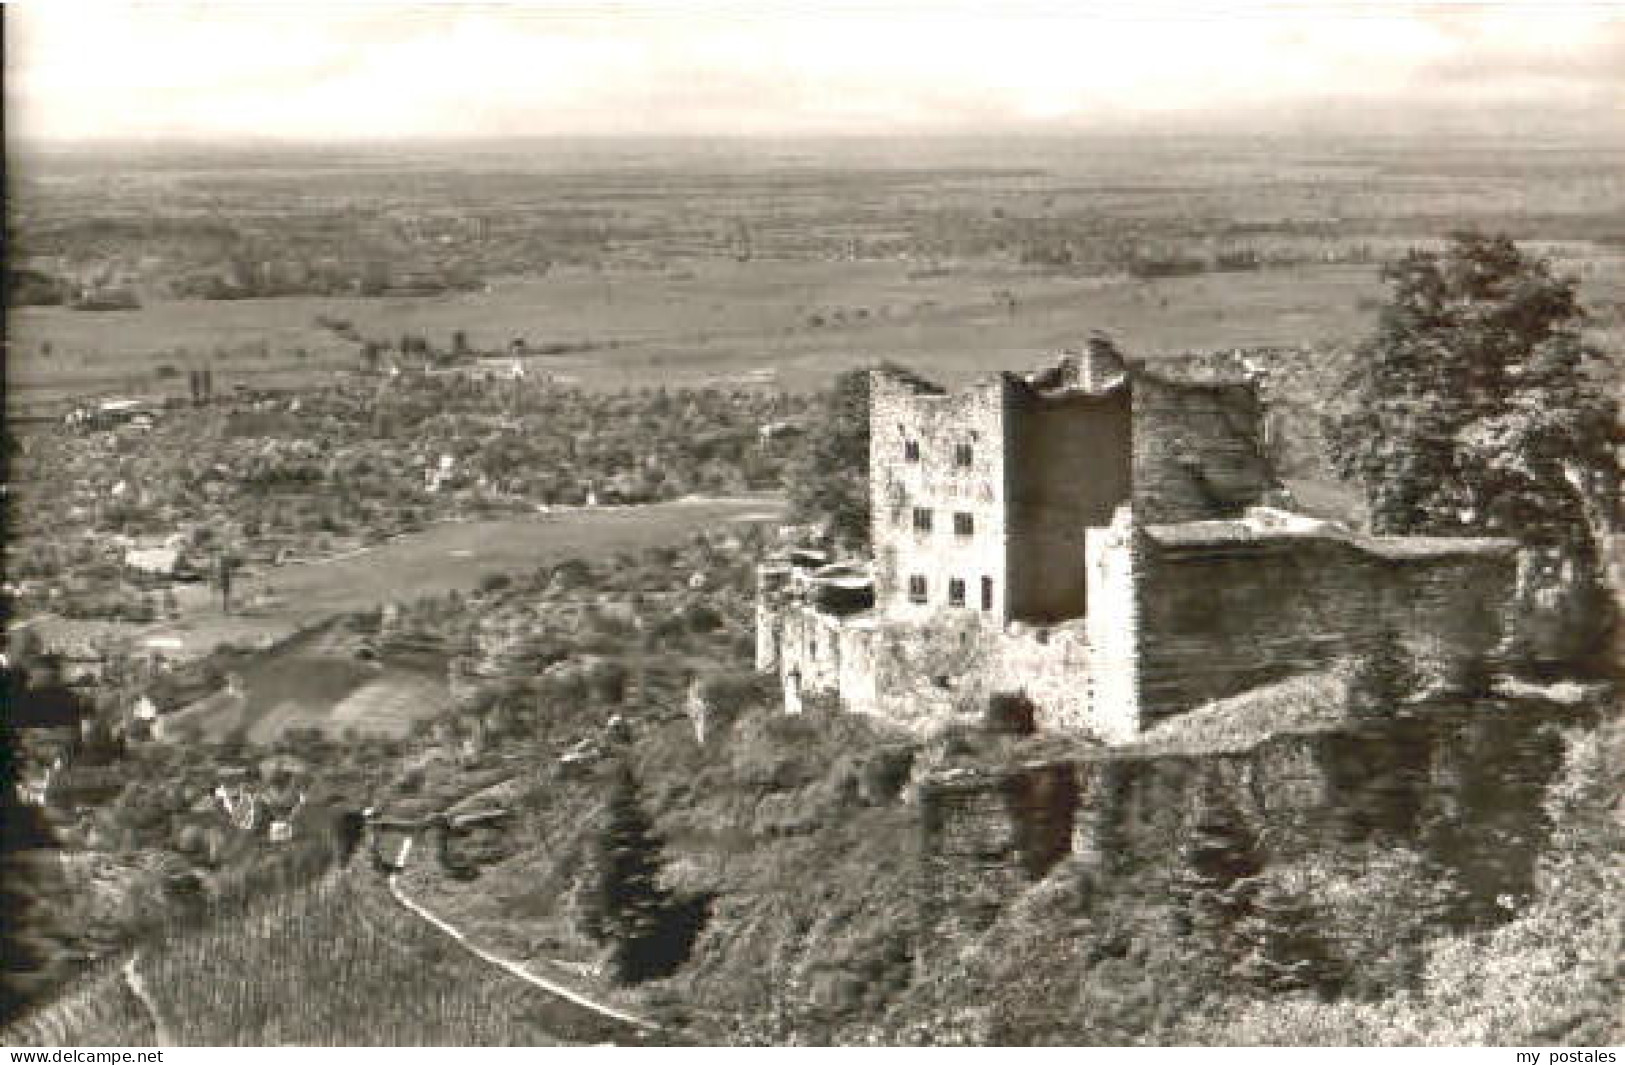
[21,495,781,740]
[171,494,779,635]
[8,260,1383,398]
[5,258,1381,367]
[12,250,1623,412]
[12,136,1624,412]
[155,623,451,744]
[37,495,779,653]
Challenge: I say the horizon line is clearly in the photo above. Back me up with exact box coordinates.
[15,125,1625,151]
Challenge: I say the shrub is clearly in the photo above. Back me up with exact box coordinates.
[592,761,684,985]
[857,746,916,805]
[1341,630,1419,717]
[585,659,629,705]
[1284,849,1464,998]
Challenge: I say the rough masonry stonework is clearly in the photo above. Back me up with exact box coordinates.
[760,336,1518,743]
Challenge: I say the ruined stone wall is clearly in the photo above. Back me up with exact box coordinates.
[987,624,1092,735]
[837,619,882,716]
[1134,534,1517,725]
[776,607,844,712]
[756,603,781,673]
[778,610,1106,741]
[920,698,1593,920]
[1136,537,1355,727]
[1084,516,1143,741]
[1006,387,1132,623]
[755,565,792,672]
[919,762,1080,926]
[772,602,1028,736]
[1070,702,1583,892]
[918,772,1035,926]
[865,612,994,731]
[870,372,1013,624]
[768,529,1515,742]
[1376,549,1514,690]
[1131,377,1271,524]
[766,595,1112,742]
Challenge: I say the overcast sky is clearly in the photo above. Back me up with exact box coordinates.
[6,1,1623,143]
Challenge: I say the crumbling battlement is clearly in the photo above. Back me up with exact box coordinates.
[1129,371,1271,525]
[871,339,1271,633]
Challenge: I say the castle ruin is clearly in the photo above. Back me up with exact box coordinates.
[757,336,1518,743]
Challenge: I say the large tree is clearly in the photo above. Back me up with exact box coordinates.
[786,362,934,553]
[786,366,873,552]
[1,663,72,1025]
[1327,232,1619,663]
[592,761,675,985]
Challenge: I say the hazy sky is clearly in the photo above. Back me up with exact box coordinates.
[7,1,1623,143]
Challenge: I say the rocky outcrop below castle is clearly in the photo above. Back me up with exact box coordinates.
[918,692,1603,924]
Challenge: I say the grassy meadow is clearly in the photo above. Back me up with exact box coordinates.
[6,259,1385,400]
[13,248,1623,412]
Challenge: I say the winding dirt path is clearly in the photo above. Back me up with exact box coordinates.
[385,874,668,1041]
[121,951,174,1047]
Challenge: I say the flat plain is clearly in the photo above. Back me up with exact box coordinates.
[11,137,1624,407]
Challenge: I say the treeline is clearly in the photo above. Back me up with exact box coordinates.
[1015,235,1380,277]
[7,268,141,310]
[171,257,484,301]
